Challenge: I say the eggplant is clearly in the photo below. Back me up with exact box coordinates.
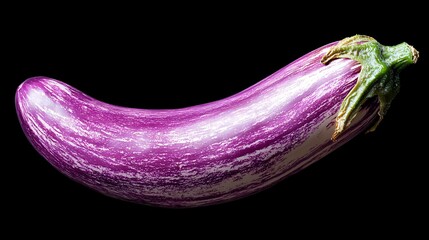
[15,35,418,208]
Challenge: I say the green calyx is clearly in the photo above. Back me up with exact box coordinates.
[321,35,419,141]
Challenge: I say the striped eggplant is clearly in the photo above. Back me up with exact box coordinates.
[15,35,418,208]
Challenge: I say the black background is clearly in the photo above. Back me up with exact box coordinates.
[3,2,428,236]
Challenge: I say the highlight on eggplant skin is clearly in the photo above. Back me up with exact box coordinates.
[15,35,417,208]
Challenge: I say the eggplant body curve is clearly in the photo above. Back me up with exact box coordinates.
[16,42,379,208]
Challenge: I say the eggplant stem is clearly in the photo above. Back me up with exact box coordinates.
[321,34,419,141]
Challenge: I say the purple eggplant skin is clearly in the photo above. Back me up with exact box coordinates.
[15,36,417,208]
